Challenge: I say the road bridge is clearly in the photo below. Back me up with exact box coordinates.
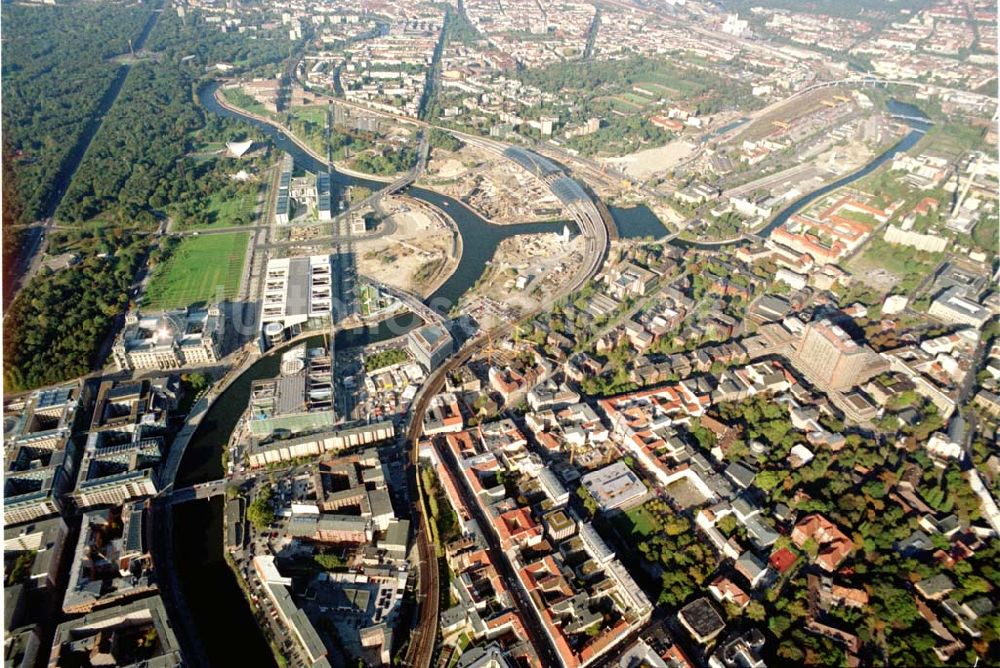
[161,478,230,505]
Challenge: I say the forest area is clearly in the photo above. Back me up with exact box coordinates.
[148,4,298,75]
[0,0,155,276]
[3,2,293,392]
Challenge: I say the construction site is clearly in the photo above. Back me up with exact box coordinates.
[422,141,570,225]
[461,226,585,329]
[354,195,459,299]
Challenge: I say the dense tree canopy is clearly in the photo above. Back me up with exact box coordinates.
[148,6,298,75]
[1,0,155,273]
[1,1,154,220]
[56,64,202,223]
[3,236,144,391]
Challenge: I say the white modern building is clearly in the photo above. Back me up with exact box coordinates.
[581,462,648,511]
[928,287,991,328]
[261,255,334,340]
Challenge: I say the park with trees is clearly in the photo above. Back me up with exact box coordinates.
[1,0,156,279]
[3,0,296,391]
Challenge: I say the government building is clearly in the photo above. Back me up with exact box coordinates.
[112,306,225,371]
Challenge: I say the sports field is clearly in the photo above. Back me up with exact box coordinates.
[143,232,249,310]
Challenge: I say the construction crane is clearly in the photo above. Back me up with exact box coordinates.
[485,328,495,366]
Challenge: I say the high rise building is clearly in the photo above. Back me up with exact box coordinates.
[795,319,887,391]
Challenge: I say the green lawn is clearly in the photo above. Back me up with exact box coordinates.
[620,92,654,106]
[972,216,999,256]
[290,105,327,125]
[914,122,986,159]
[359,283,394,317]
[641,69,702,96]
[610,95,645,109]
[835,208,880,226]
[621,504,661,537]
[634,81,676,97]
[144,233,249,309]
[221,87,274,119]
[606,98,642,114]
[850,237,942,295]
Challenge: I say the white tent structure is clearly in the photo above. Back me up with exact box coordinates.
[226,140,253,158]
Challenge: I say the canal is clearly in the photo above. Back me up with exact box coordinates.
[759,100,931,237]
[171,334,329,668]
[175,90,931,664]
[173,84,587,666]
[669,99,931,250]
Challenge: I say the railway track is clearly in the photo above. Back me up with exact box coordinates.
[401,158,609,666]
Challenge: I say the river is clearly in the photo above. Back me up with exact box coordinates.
[172,334,332,668]
[197,83,574,313]
[609,205,669,239]
[172,92,931,664]
[172,85,587,667]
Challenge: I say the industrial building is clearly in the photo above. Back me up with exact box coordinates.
[112,306,225,371]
